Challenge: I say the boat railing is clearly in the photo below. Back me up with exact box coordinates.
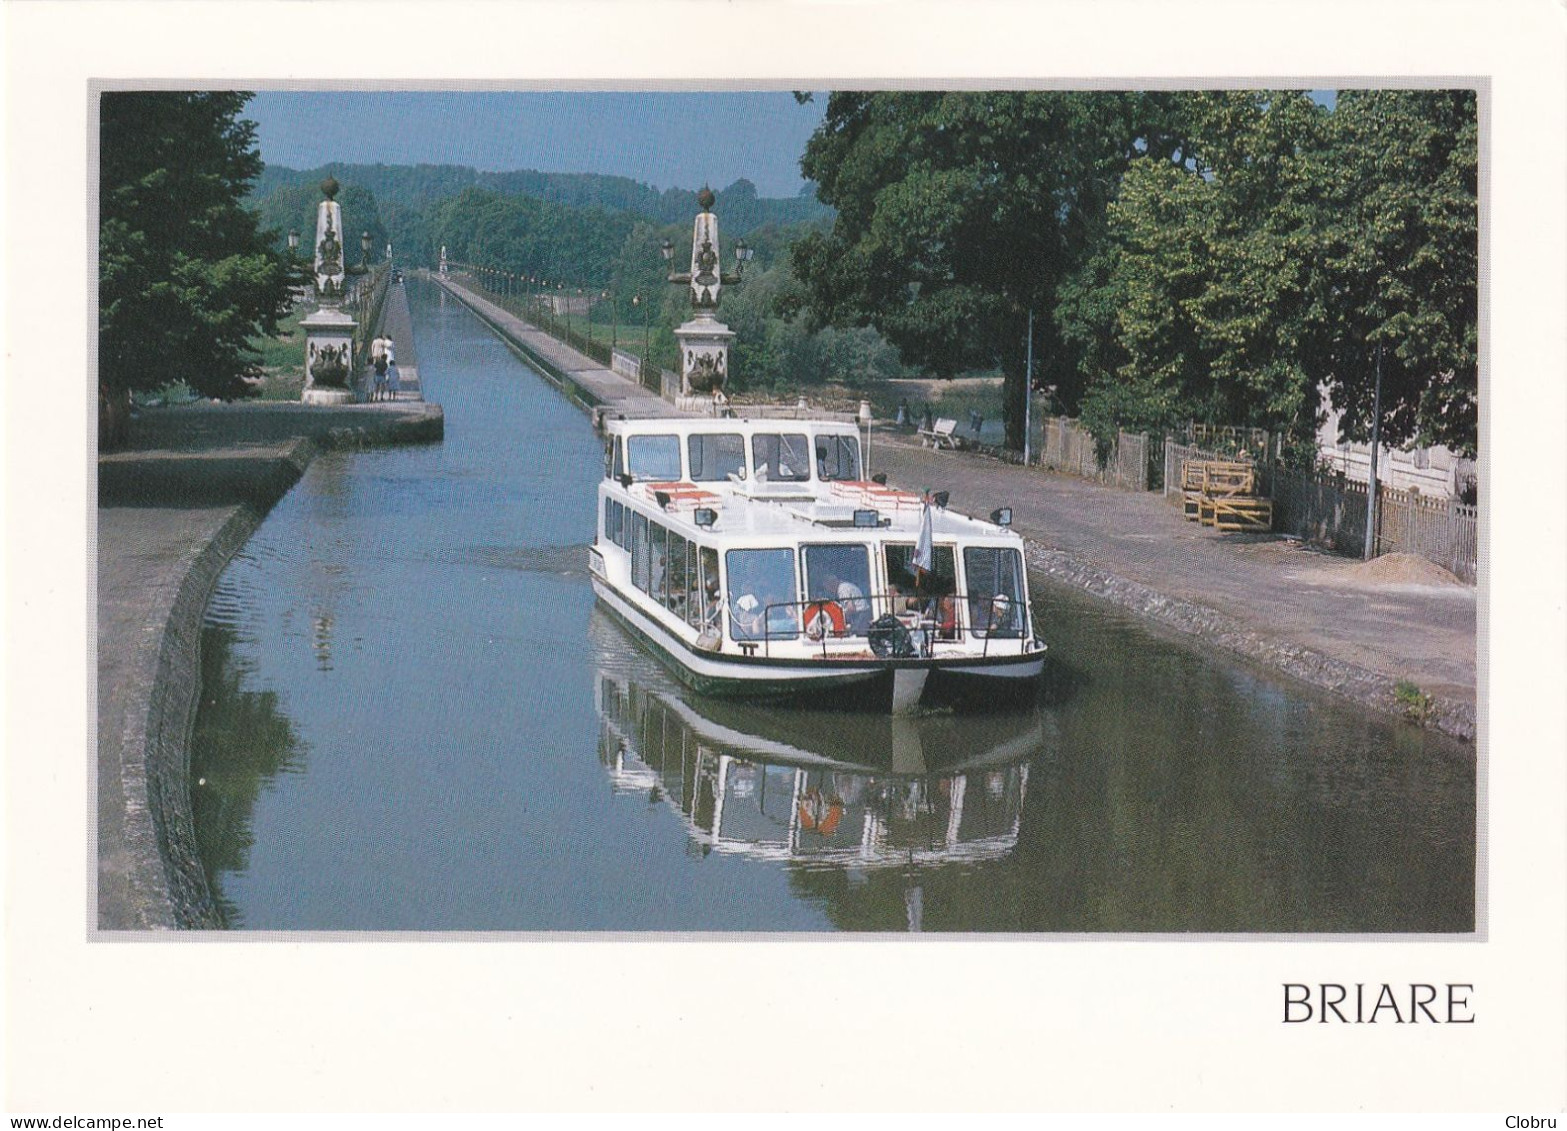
[732,591,1026,660]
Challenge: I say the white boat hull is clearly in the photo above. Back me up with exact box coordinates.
[593,576,1044,712]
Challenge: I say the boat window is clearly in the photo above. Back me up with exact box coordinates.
[963,546,1026,638]
[724,548,800,640]
[688,433,746,482]
[814,434,862,482]
[604,440,614,480]
[751,433,812,482]
[650,522,669,605]
[626,434,682,481]
[612,436,625,481]
[612,500,627,548]
[666,531,689,616]
[884,543,960,635]
[694,545,721,632]
[631,511,650,592]
[803,544,873,635]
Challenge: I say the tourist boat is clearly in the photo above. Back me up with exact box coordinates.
[590,612,1040,868]
[588,414,1047,712]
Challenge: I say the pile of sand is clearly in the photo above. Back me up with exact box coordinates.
[1348,552,1466,587]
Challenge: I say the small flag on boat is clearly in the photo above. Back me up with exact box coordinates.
[913,493,934,581]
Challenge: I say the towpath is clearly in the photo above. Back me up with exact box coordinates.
[431,273,689,420]
[363,277,425,403]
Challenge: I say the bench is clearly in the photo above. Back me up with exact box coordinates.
[919,417,960,450]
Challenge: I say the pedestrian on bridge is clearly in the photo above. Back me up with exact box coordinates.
[386,358,401,400]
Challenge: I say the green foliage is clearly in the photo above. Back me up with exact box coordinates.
[1060,92,1334,447]
[1393,679,1432,725]
[252,164,831,248]
[1059,90,1476,455]
[792,91,1186,449]
[795,89,1477,458]
[430,187,639,289]
[99,92,300,400]
[1317,91,1478,455]
[251,179,389,265]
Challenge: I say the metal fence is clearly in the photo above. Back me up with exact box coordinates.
[1036,415,1151,491]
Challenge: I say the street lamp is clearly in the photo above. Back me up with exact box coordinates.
[734,238,753,274]
[633,294,650,362]
[604,290,616,349]
[660,238,675,265]
[361,231,372,269]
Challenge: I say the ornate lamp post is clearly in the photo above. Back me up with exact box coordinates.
[360,230,372,270]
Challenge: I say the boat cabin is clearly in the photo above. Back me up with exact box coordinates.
[593,417,1035,664]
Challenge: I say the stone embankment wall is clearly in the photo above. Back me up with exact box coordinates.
[1025,545,1476,744]
[100,408,443,930]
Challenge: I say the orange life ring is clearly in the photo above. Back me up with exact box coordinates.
[803,600,847,640]
[798,788,846,835]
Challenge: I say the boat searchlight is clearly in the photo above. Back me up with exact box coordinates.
[990,506,1013,527]
[852,509,880,528]
[693,507,718,529]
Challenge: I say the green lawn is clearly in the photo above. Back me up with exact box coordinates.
[248,302,310,401]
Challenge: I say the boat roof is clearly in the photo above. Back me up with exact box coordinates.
[602,414,1023,545]
[603,414,861,439]
[613,477,1021,544]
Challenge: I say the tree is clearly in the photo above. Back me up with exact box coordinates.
[792,91,1186,449]
[1058,92,1336,446]
[99,92,298,402]
[252,179,389,266]
[1055,90,1477,457]
[1319,90,1477,455]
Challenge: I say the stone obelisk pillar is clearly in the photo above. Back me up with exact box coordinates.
[669,188,740,413]
[301,177,358,406]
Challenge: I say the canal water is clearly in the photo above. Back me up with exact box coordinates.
[189,278,1475,933]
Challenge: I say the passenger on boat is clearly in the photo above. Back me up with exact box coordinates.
[885,583,919,617]
[829,571,871,634]
[732,593,763,637]
[702,578,723,629]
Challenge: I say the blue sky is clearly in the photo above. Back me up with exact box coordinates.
[244,91,827,198]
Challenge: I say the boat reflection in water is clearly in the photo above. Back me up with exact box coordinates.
[591,611,1046,870]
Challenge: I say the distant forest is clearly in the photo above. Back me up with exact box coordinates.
[248,88,1478,458]
[247,161,905,395]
